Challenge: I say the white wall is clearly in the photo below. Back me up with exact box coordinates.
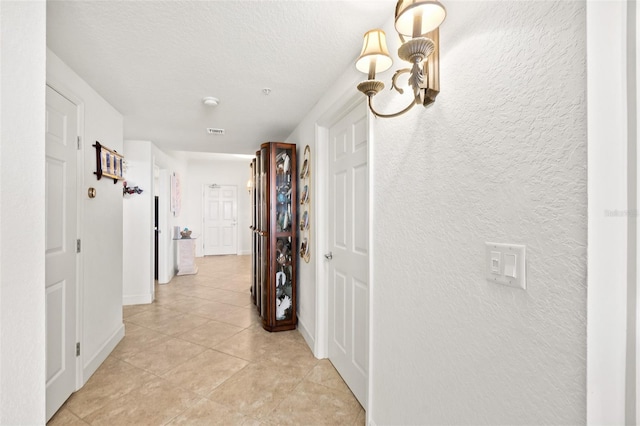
[370,1,586,424]
[152,146,188,283]
[47,50,125,381]
[123,140,154,305]
[182,154,253,257]
[587,1,634,423]
[0,2,47,423]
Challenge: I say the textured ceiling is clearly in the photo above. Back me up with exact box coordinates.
[47,0,394,155]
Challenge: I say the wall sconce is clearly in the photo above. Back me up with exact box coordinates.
[356,0,446,118]
[246,179,253,193]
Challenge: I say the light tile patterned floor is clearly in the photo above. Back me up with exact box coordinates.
[48,255,365,425]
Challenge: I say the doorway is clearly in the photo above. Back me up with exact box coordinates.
[325,101,370,408]
[203,184,238,256]
[45,85,79,420]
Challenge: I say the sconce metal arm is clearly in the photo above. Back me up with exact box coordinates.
[367,95,416,119]
[391,69,409,95]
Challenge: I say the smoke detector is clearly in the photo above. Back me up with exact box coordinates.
[206,128,225,135]
[202,97,219,107]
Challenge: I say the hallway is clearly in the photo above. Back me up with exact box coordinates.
[48,255,365,425]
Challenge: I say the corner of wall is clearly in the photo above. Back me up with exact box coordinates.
[0,1,47,423]
[82,324,124,381]
[586,1,631,423]
[297,314,316,356]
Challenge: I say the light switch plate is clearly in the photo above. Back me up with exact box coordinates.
[485,242,526,289]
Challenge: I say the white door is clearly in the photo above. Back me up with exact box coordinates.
[327,103,369,407]
[45,86,78,420]
[203,184,238,255]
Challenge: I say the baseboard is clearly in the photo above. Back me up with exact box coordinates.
[297,315,317,356]
[81,323,124,386]
[122,293,153,306]
[238,250,251,256]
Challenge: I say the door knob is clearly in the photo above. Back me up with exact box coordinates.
[324,252,333,260]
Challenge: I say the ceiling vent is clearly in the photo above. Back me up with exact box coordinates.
[206,128,225,135]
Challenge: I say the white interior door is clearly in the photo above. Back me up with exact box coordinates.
[327,104,369,407]
[203,184,238,255]
[45,86,78,420]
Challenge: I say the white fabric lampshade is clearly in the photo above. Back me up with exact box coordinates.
[395,0,446,38]
[355,29,393,76]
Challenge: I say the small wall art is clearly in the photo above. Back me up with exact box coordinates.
[170,172,182,217]
[93,141,125,183]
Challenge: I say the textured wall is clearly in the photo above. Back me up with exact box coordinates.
[370,1,587,424]
[0,1,47,423]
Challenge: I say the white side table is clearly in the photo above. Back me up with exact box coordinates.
[175,237,198,275]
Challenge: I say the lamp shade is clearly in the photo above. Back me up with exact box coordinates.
[395,0,446,38]
[355,29,393,76]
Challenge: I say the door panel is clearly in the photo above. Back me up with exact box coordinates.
[46,281,65,382]
[45,86,78,420]
[222,227,234,246]
[209,200,220,220]
[203,184,238,255]
[333,270,347,351]
[353,279,368,374]
[222,200,233,220]
[46,159,65,252]
[328,103,369,407]
[334,170,347,249]
[353,164,368,255]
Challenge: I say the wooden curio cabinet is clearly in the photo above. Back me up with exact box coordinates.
[251,142,297,331]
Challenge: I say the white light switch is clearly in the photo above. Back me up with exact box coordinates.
[485,243,526,289]
[503,254,516,278]
[491,251,501,273]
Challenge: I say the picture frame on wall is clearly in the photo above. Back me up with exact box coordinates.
[93,141,124,183]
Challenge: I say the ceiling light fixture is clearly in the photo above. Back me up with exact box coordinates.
[202,96,219,107]
[262,88,272,96]
[356,0,446,118]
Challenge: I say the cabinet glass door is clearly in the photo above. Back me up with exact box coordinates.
[274,147,294,322]
[275,236,293,321]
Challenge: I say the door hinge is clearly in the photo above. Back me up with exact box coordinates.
[77,136,82,150]
[76,239,81,253]
[76,342,80,357]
